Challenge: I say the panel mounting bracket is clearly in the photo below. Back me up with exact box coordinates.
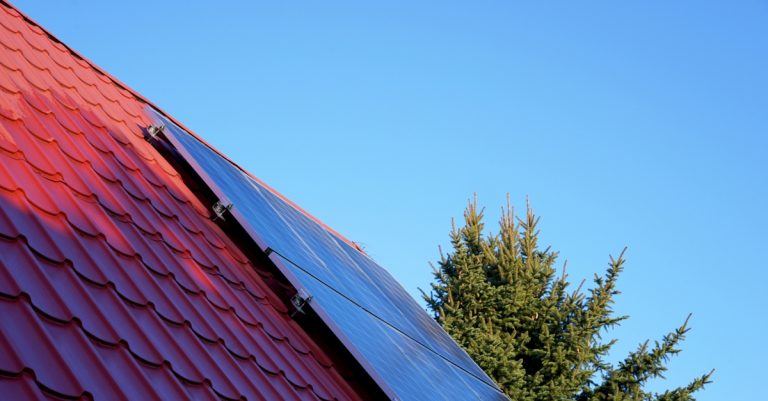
[211,200,233,221]
[290,288,313,318]
[145,124,165,141]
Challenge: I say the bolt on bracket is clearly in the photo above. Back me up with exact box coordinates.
[211,200,233,221]
[290,288,313,318]
[145,124,165,141]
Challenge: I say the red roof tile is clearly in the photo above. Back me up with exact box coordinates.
[0,1,370,399]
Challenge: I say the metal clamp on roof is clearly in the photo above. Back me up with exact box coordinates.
[145,124,165,141]
[290,288,313,318]
[211,200,233,221]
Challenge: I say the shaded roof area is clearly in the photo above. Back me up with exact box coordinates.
[0,1,376,399]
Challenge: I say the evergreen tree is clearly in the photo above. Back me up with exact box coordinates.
[422,197,712,401]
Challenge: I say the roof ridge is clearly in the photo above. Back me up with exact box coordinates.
[0,0,364,254]
[0,224,336,374]
[0,183,298,329]
[0,267,339,396]
[0,293,315,400]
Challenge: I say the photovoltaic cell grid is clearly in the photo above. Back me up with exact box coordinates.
[151,110,508,401]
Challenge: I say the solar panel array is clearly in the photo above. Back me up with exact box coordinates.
[152,110,508,401]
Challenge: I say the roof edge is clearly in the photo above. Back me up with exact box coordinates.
[1,0,365,254]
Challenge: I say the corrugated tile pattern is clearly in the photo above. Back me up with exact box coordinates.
[0,2,364,400]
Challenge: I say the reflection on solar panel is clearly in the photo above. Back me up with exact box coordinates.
[149,109,508,401]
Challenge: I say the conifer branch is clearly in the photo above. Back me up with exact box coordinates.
[425,198,711,400]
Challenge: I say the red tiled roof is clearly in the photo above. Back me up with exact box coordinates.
[0,1,370,400]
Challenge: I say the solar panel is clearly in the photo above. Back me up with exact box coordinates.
[150,110,508,401]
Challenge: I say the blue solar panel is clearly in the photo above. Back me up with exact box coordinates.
[150,110,508,401]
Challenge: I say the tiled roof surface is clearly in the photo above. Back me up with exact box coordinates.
[0,2,367,400]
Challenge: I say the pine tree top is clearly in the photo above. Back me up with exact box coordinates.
[422,198,712,401]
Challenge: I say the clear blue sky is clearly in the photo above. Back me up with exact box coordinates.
[14,1,766,399]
